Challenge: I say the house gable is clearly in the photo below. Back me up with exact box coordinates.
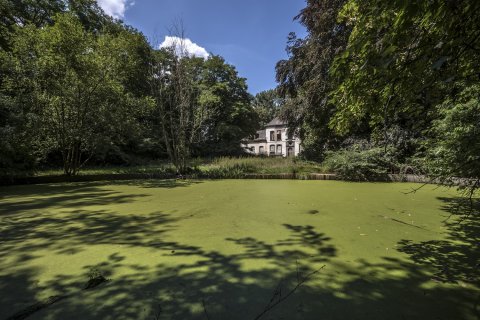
[241,117,301,157]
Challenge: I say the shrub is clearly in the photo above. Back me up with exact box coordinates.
[323,146,398,181]
[425,84,480,185]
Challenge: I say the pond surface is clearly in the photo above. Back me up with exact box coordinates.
[0,180,478,319]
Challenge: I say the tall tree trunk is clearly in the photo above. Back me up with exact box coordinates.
[63,141,81,176]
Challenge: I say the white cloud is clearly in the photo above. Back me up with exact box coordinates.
[159,36,210,59]
[97,0,132,19]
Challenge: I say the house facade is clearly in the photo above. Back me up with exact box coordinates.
[241,117,302,157]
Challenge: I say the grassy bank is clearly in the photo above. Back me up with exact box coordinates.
[34,157,325,178]
[195,157,324,178]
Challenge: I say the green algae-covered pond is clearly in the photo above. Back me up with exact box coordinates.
[0,180,478,319]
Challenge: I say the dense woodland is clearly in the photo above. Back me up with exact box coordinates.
[276,0,480,190]
[1,0,479,192]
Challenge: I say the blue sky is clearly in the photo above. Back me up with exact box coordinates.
[97,0,307,94]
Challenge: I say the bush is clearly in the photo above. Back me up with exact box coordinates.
[425,84,480,185]
[0,129,36,182]
[197,156,323,177]
[323,146,398,181]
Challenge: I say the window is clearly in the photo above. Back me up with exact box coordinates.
[255,133,260,139]
[277,130,282,141]
[269,131,275,141]
[259,146,264,154]
[276,144,282,155]
[287,129,293,140]
[269,145,275,154]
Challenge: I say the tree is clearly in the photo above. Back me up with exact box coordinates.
[149,33,212,174]
[149,25,257,171]
[425,84,480,193]
[195,55,257,156]
[278,0,480,187]
[0,65,38,178]
[67,0,116,32]
[5,13,147,175]
[252,89,283,127]
[92,26,155,164]
[330,0,480,157]
[275,0,350,160]
[0,0,67,177]
[0,0,137,176]
[0,0,117,51]
[0,0,64,50]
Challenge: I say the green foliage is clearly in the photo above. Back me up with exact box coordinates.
[0,1,155,176]
[425,84,480,185]
[0,0,64,50]
[326,0,480,188]
[251,89,283,127]
[275,0,350,160]
[195,55,258,156]
[1,1,259,177]
[149,47,211,173]
[4,13,149,175]
[323,146,398,181]
[330,0,480,150]
[149,49,258,173]
[0,126,36,179]
[277,0,480,188]
[0,0,117,51]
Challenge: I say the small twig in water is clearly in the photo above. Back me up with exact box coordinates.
[253,264,325,320]
[153,303,162,320]
[402,182,428,195]
[202,298,211,320]
[6,296,66,320]
[6,272,108,320]
[378,215,432,232]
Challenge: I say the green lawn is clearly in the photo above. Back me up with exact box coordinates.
[0,180,478,319]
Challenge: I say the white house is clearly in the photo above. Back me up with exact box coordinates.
[241,117,302,157]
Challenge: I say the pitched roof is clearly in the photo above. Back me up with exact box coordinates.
[255,129,266,141]
[265,117,286,127]
[242,129,266,142]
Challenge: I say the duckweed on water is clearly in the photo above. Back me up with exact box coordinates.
[0,180,478,319]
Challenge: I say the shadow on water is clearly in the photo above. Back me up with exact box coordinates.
[398,197,480,285]
[109,179,204,189]
[0,179,202,215]
[0,182,478,319]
